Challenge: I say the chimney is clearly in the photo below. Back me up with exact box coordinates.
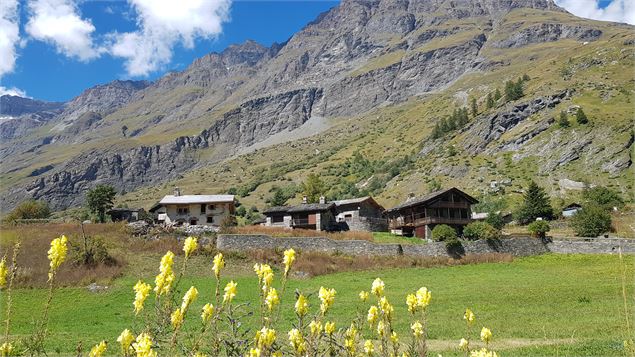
[174,187,181,196]
[319,196,326,204]
[302,196,308,204]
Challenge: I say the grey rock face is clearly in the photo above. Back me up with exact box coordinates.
[5,88,324,209]
[494,23,602,48]
[0,95,64,116]
[461,91,570,155]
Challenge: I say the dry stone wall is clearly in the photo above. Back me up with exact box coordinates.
[216,234,635,258]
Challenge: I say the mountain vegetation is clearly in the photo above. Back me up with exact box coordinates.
[0,0,633,216]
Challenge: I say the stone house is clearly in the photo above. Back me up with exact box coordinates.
[332,196,387,231]
[385,187,478,239]
[262,196,386,232]
[149,188,235,227]
[107,207,143,222]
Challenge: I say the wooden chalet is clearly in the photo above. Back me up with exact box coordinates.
[385,187,478,239]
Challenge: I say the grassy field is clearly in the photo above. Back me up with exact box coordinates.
[1,248,632,356]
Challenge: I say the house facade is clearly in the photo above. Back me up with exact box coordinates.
[332,196,387,232]
[262,196,387,232]
[385,188,478,239]
[149,188,235,227]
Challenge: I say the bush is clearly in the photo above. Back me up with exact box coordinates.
[431,224,457,241]
[570,204,611,237]
[444,237,464,258]
[4,200,51,223]
[583,186,624,210]
[527,220,550,239]
[463,222,499,241]
[86,185,116,223]
[485,212,505,230]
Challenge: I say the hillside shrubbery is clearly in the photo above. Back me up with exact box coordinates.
[4,200,51,223]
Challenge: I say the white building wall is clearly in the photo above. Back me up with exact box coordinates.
[161,202,233,226]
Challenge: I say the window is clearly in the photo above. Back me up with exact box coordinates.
[344,214,352,222]
[272,215,284,223]
[206,216,214,223]
[177,206,189,215]
[208,204,216,211]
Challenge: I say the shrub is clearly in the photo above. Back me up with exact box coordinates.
[558,111,570,128]
[570,204,612,237]
[431,224,457,241]
[527,220,550,239]
[583,186,624,210]
[4,200,51,223]
[485,212,505,230]
[463,222,499,241]
[576,108,589,124]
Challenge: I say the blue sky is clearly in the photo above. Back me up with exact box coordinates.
[0,0,631,102]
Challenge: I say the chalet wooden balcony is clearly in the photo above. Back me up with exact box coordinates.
[428,201,471,209]
[388,216,471,229]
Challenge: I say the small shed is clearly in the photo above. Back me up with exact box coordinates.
[107,208,143,222]
[562,203,582,218]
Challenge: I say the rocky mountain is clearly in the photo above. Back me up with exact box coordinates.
[0,95,64,117]
[1,0,633,212]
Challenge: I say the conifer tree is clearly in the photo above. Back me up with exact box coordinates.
[471,97,478,117]
[494,88,502,101]
[486,93,494,109]
[576,108,589,124]
[515,181,554,224]
[558,111,569,128]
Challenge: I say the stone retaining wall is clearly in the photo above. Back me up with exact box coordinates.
[216,234,635,258]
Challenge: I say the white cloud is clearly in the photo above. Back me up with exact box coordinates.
[0,0,20,77]
[110,0,231,76]
[556,0,635,25]
[0,85,28,97]
[26,0,101,61]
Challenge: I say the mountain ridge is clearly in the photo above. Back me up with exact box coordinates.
[1,0,633,212]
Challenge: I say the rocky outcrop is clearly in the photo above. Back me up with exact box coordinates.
[0,95,64,117]
[4,88,324,209]
[494,23,602,48]
[461,91,570,155]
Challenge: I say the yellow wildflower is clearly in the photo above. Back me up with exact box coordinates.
[272,352,282,357]
[406,293,417,313]
[283,248,296,276]
[0,257,7,288]
[318,286,336,314]
[359,290,369,302]
[265,288,280,311]
[325,321,336,336]
[183,236,198,258]
[464,308,475,326]
[133,280,151,315]
[345,324,358,354]
[367,305,379,325]
[171,308,184,329]
[89,341,107,357]
[117,329,134,355]
[47,235,68,280]
[288,328,306,354]
[411,321,424,338]
[132,333,156,357]
[223,280,238,304]
[470,348,498,357]
[212,253,225,279]
[377,320,386,337]
[201,303,214,323]
[154,251,175,296]
[459,338,469,351]
[379,296,394,318]
[415,287,431,309]
[480,327,492,344]
[390,331,399,344]
[248,347,261,357]
[255,327,276,349]
[295,294,309,316]
[309,320,322,336]
[371,278,384,297]
[0,342,13,357]
[181,286,199,312]
[364,340,374,355]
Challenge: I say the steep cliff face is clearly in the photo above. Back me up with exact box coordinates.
[2,0,632,211]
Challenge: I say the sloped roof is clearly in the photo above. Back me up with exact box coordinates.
[262,206,289,214]
[287,202,335,213]
[332,196,371,205]
[386,188,478,213]
[159,194,235,205]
